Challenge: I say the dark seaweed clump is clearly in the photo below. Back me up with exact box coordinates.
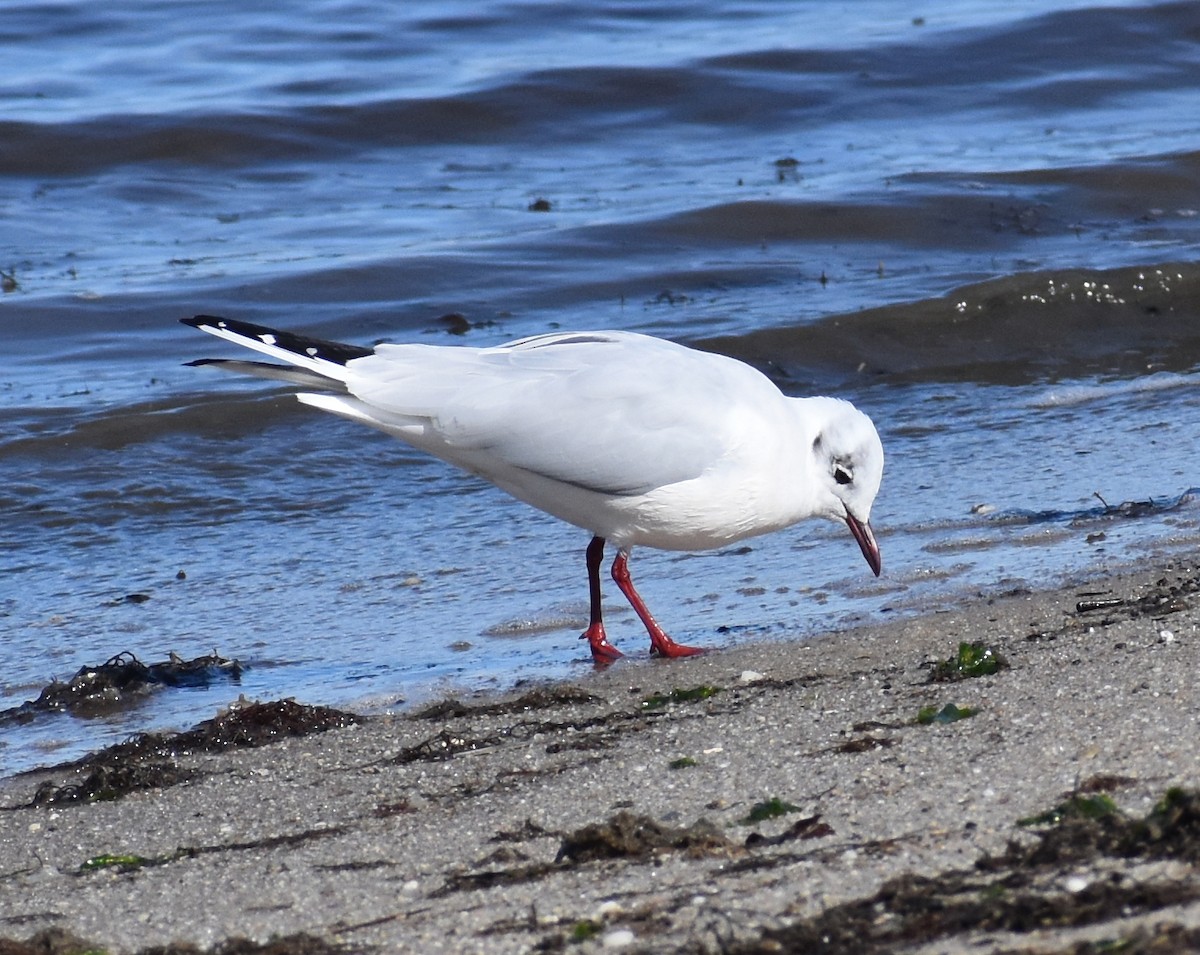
[730,788,1200,954]
[0,928,361,954]
[555,810,733,864]
[19,699,360,807]
[0,651,243,724]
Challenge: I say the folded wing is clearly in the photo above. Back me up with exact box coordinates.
[339,332,751,496]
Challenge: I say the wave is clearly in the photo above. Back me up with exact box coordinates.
[7,3,1199,177]
[700,260,1200,388]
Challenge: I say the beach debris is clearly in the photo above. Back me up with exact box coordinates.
[1071,573,1195,623]
[432,813,735,899]
[21,699,359,807]
[438,311,471,334]
[412,686,601,720]
[220,933,358,954]
[0,650,243,724]
[167,697,360,749]
[1075,773,1138,794]
[650,288,689,305]
[1008,787,1200,867]
[555,810,733,864]
[929,641,1009,682]
[740,797,802,825]
[774,156,801,182]
[0,929,98,955]
[1092,490,1173,519]
[833,735,897,754]
[74,826,347,878]
[489,819,551,843]
[1018,793,1119,828]
[916,703,978,725]
[217,933,359,954]
[734,788,1200,954]
[668,756,698,770]
[640,685,720,709]
[30,759,202,806]
[990,487,1193,529]
[1083,489,1193,524]
[570,920,602,942]
[373,798,419,818]
[1075,595,1124,613]
[105,591,152,605]
[391,727,506,763]
[744,813,834,848]
[79,852,154,872]
[432,311,496,336]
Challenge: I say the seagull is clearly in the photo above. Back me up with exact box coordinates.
[181,315,884,662]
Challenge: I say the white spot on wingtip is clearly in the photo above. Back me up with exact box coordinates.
[259,333,277,345]
[306,347,318,356]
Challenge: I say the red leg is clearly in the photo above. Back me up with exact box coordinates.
[580,536,623,663]
[611,548,704,658]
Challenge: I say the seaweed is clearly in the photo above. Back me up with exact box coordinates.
[740,798,801,825]
[929,641,1008,682]
[78,852,154,873]
[729,788,1200,954]
[555,811,733,864]
[0,652,243,724]
[395,707,658,765]
[1072,571,1199,624]
[744,814,834,848]
[21,700,359,807]
[390,728,507,763]
[568,920,601,942]
[412,686,601,721]
[75,826,346,877]
[916,703,978,725]
[0,928,100,955]
[833,735,896,754]
[1018,793,1120,828]
[0,931,402,955]
[640,685,720,709]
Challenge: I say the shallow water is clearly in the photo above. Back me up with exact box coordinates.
[3,0,1200,775]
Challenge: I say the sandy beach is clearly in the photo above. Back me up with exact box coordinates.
[2,558,1199,955]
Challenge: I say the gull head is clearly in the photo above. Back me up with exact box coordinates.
[806,398,884,576]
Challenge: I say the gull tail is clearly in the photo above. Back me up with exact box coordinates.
[180,315,373,392]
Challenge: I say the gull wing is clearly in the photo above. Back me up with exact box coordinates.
[342,332,758,496]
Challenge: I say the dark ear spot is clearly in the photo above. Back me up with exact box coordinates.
[812,433,824,453]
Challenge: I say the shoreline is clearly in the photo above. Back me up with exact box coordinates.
[2,558,1199,954]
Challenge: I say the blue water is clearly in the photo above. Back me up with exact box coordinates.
[3,0,1200,776]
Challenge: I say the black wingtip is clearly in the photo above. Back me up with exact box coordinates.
[180,314,375,366]
[181,314,279,337]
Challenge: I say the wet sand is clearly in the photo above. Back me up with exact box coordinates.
[2,559,1199,954]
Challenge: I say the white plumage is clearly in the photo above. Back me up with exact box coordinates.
[183,315,883,661]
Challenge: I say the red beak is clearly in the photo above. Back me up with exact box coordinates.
[846,514,881,577]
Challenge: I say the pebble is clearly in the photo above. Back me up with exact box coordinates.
[603,928,636,948]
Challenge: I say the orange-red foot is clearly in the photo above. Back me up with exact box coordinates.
[649,635,706,658]
[581,623,624,664]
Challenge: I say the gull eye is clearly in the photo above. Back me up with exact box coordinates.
[834,465,853,486]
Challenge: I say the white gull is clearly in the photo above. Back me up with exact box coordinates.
[182,315,884,662]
